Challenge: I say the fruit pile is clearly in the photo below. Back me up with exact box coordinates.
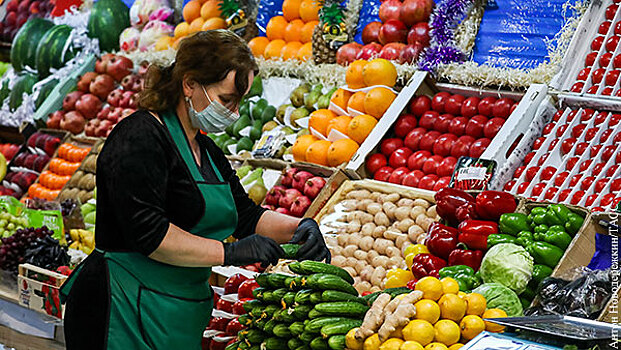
[0,211,30,239]
[1,0,55,42]
[172,0,229,47]
[365,92,519,191]
[0,226,53,274]
[504,108,621,211]
[68,229,95,255]
[263,168,326,217]
[57,142,99,203]
[0,132,61,198]
[231,263,368,350]
[320,187,439,293]
[47,54,141,136]
[349,276,506,350]
[570,2,621,96]
[28,142,91,201]
[337,0,433,65]
[0,143,21,161]
[247,0,319,61]
[236,166,269,204]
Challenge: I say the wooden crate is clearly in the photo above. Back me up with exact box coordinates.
[17,264,68,320]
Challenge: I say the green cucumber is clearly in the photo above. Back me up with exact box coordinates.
[321,290,365,304]
[273,323,292,338]
[263,305,281,318]
[283,292,297,308]
[281,244,300,259]
[264,337,288,350]
[255,318,269,330]
[298,261,354,284]
[320,320,362,338]
[293,304,313,319]
[249,346,261,350]
[288,261,303,274]
[244,329,266,344]
[295,346,310,350]
[249,306,265,318]
[290,322,305,336]
[361,287,410,306]
[299,332,315,343]
[308,308,324,319]
[265,289,288,303]
[310,291,323,304]
[264,319,278,334]
[227,341,241,350]
[262,291,274,302]
[268,274,290,288]
[288,338,304,350]
[286,276,304,290]
[238,314,253,326]
[310,338,329,350]
[305,317,352,333]
[295,289,313,304]
[256,273,271,288]
[253,287,267,299]
[304,274,357,296]
[239,341,250,350]
[314,302,369,317]
[272,310,284,322]
[280,308,297,323]
[328,336,346,350]
[243,299,264,313]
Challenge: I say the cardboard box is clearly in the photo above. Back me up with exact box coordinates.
[17,264,67,320]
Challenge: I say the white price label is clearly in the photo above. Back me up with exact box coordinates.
[456,167,487,181]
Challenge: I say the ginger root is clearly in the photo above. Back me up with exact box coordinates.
[355,293,391,341]
[377,291,423,342]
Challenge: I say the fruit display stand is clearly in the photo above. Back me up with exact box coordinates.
[56,139,103,203]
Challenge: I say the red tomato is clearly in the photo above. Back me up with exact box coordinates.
[436,157,458,177]
[533,137,546,150]
[469,138,491,158]
[407,150,432,170]
[419,111,440,130]
[419,131,442,152]
[595,178,610,193]
[592,162,607,176]
[524,152,536,165]
[517,182,530,194]
[587,85,601,94]
[233,298,252,315]
[514,166,526,179]
[433,176,451,191]
[388,167,409,184]
[537,154,549,166]
[431,92,451,113]
[585,52,598,67]
[585,194,598,207]
[238,279,259,299]
[409,95,432,117]
[607,70,621,86]
[460,97,480,118]
[366,153,388,175]
[504,180,516,191]
[600,21,612,34]
[418,174,438,190]
[544,187,559,201]
[580,160,593,172]
[570,191,585,205]
[561,137,577,155]
[381,138,404,156]
[448,116,469,136]
[445,94,466,115]
[607,165,619,177]
[577,68,591,81]
[602,87,613,96]
[556,124,569,138]
[584,128,599,142]
[608,35,621,51]
[581,176,596,191]
[540,166,557,181]
[422,155,444,175]
[492,98,514,119]
[572,124,586,138]
[532,182,547,197]
[216,298,233,313]
[594,112,609,125]
[571,82,585,92]
[554,171,569,186]
[389,147,413,168]
[592,36,605,51]
[575,142,589,156]
[465,115,488,138]
[611,178,621,192]
[404,127,427,150]
[224,274,248,295]
[434,114,454,133]
[450,135,475,158]
[569,174,582,187]
[477,97,496,117]
[610,114,621,126]
[601,52,613,67]
[591,145,602,157]
[402,170,424,187]
[225,318,245,335]
[542,122,556,136]
[601,193,616,207]
[394,114,418,138]
[483,117,505,139]
[601,129,613,143]
[433,134,458,157]
[602,145,616,161]
[558,189,572,201]
[374,166,394,181]
[526,166,540,182]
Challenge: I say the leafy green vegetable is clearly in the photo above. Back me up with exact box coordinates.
[473,283,523,317]
[480,243,533,294]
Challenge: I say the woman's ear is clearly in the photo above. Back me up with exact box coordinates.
[182,74,197,99]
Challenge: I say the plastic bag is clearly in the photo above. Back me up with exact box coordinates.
[130,0,172,28]
[138,20,175,51]
[120,27,141,52]
[353,0,380,44]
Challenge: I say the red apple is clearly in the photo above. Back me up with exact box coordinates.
[601,21,612,34]
[517,182,530,194]
[336,42,362,65]
[532,183,547,197]
[419,131,441,152]
[608,4,619,20]
[461,97,480,118]
[504,180,516,191]
[577,68,591,81]
[409,95,431,117]
[389,147,413,168]
[381,138,404,156]
[356,43,383,60]
[399,0,433,27]
[379,42,406,60]
[433,134,457,157]
[540,166,557,181]
[366,153,388,175]
[477,97,496,116]
[362,21,382,44]
[469,138,490,158]
[483,117,504,139]
[566,157,579,171]
[379,19,408,44]
[407,150,431,170]
[607,70,621,86]
[388,167,409,184]
[394,114,418,138]
[431,92,451,113]
[418,174,438,190]
[601,52,613,67]
[379,0,401,22]
[450,135,475,158]
[571,82,585,92]
[592,36,605,51]
[402,170,424,187]
[436,156,457,177]
[419,111,439,130]
[445,94,465,115]
[407,22,430,46]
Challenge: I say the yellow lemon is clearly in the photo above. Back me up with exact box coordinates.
[390,326,404,339]
[415,299,441,324]
[400,341,424,350]
[438,294,467,322]
[434,320,460,346]
[364,334,381,350]
[403,320,435,346]
[440,278,460,295]
[457,292,467,299]
[346,328,363,350]
[448,344,464,350]
[380,338,405,350]
[482,308,507,333]
[460,315,486,341]
[465,293,487,316]
[424,344,448,350]
[415,277,444,301]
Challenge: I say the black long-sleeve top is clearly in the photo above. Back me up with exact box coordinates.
[95,110,266,255]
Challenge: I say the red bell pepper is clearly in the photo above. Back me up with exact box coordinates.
[435,188,476,225]
[455,202,477,222]
[425,222,459,260]
[448,248,484,271]
[475,191,517,221]
[410,253,447,279]
[406,279,418,290]
[458,220,498,251]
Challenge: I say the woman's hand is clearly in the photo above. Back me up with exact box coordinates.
[290,218,331,263]
[223,234,285,267]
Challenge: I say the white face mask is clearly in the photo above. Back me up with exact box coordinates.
[186,86,240,133]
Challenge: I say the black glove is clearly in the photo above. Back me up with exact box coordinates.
[223,234,285,267]
[290,218,331,263]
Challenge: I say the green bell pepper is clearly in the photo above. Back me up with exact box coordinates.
[487,234,519,248]
[528,207,548,227]
[531,264,553,286]
[533,224,549,235]
[533,225,572,250]
[546,204,572,225]
[499,213,531,236]
[526,241,565,268]
[565,212,584,236]
[516,231,534,248]
[439,265,480,292]
[439,265,474,277]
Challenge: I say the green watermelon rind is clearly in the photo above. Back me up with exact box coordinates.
[9,74,38,112]
[35,25,74,78]
[87,0,130,52]
[10,18,55,72]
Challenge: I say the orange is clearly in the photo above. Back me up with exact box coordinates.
[330,88,352,111]
[189,17,205,33]
[347,91,366,112]
[346,60,368,89]
[200,0,222,19]
[299,0,320,22]
[155,36,174,51]
[347,114,377,144]
[364,87,396,119]
[326,115,352,136]
[174,22,190,38]
[264,39,286,59]
[292,134,319,161]
[362,58,398,87]
[282,0,301,21]
[306,140,332,166]
[309,109,337,136]
[183,0,202,23]
[284,19,304,42]
[300,20,318,43]
[248,37,270,57]
[297,42,313,61]
[281,41,303,60]
[266,16,288,41]
[327,138,359,167]
[202,17,227,30]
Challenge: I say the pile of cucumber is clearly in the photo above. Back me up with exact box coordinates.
[228,261,369,350]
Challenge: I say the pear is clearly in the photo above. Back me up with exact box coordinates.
[262,121,278,132]
[290,83,311,107]
[297,128,310,137]
[317,94,331,109]
[236,165,252,179]
[248,180,267,204]
[242,168,263,186]
[276,104,291,124]
[304,90,321,110]
[312,84,324,93]
[281,126,295,135]
[232,114,251,138]
[274,145,287,158]
[290,107,310,128]
[237,136,254,152]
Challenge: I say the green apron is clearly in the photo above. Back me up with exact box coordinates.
[64,111,238,349]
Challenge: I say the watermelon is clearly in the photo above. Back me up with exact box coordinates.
[9,73,38,112]
[0,80,9,104]
[11,18,55,72]
[35,25,77,78]
[35,79,59,110]
[87,0,130,52]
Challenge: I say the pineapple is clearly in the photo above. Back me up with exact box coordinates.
[312,0,347,64]
[218,0,258,41]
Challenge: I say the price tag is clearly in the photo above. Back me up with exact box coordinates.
[450,157,496,191]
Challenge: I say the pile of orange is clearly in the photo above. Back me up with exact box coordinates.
[247,0,320,61]
[27,143,91,201]
[165,0,226,50]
